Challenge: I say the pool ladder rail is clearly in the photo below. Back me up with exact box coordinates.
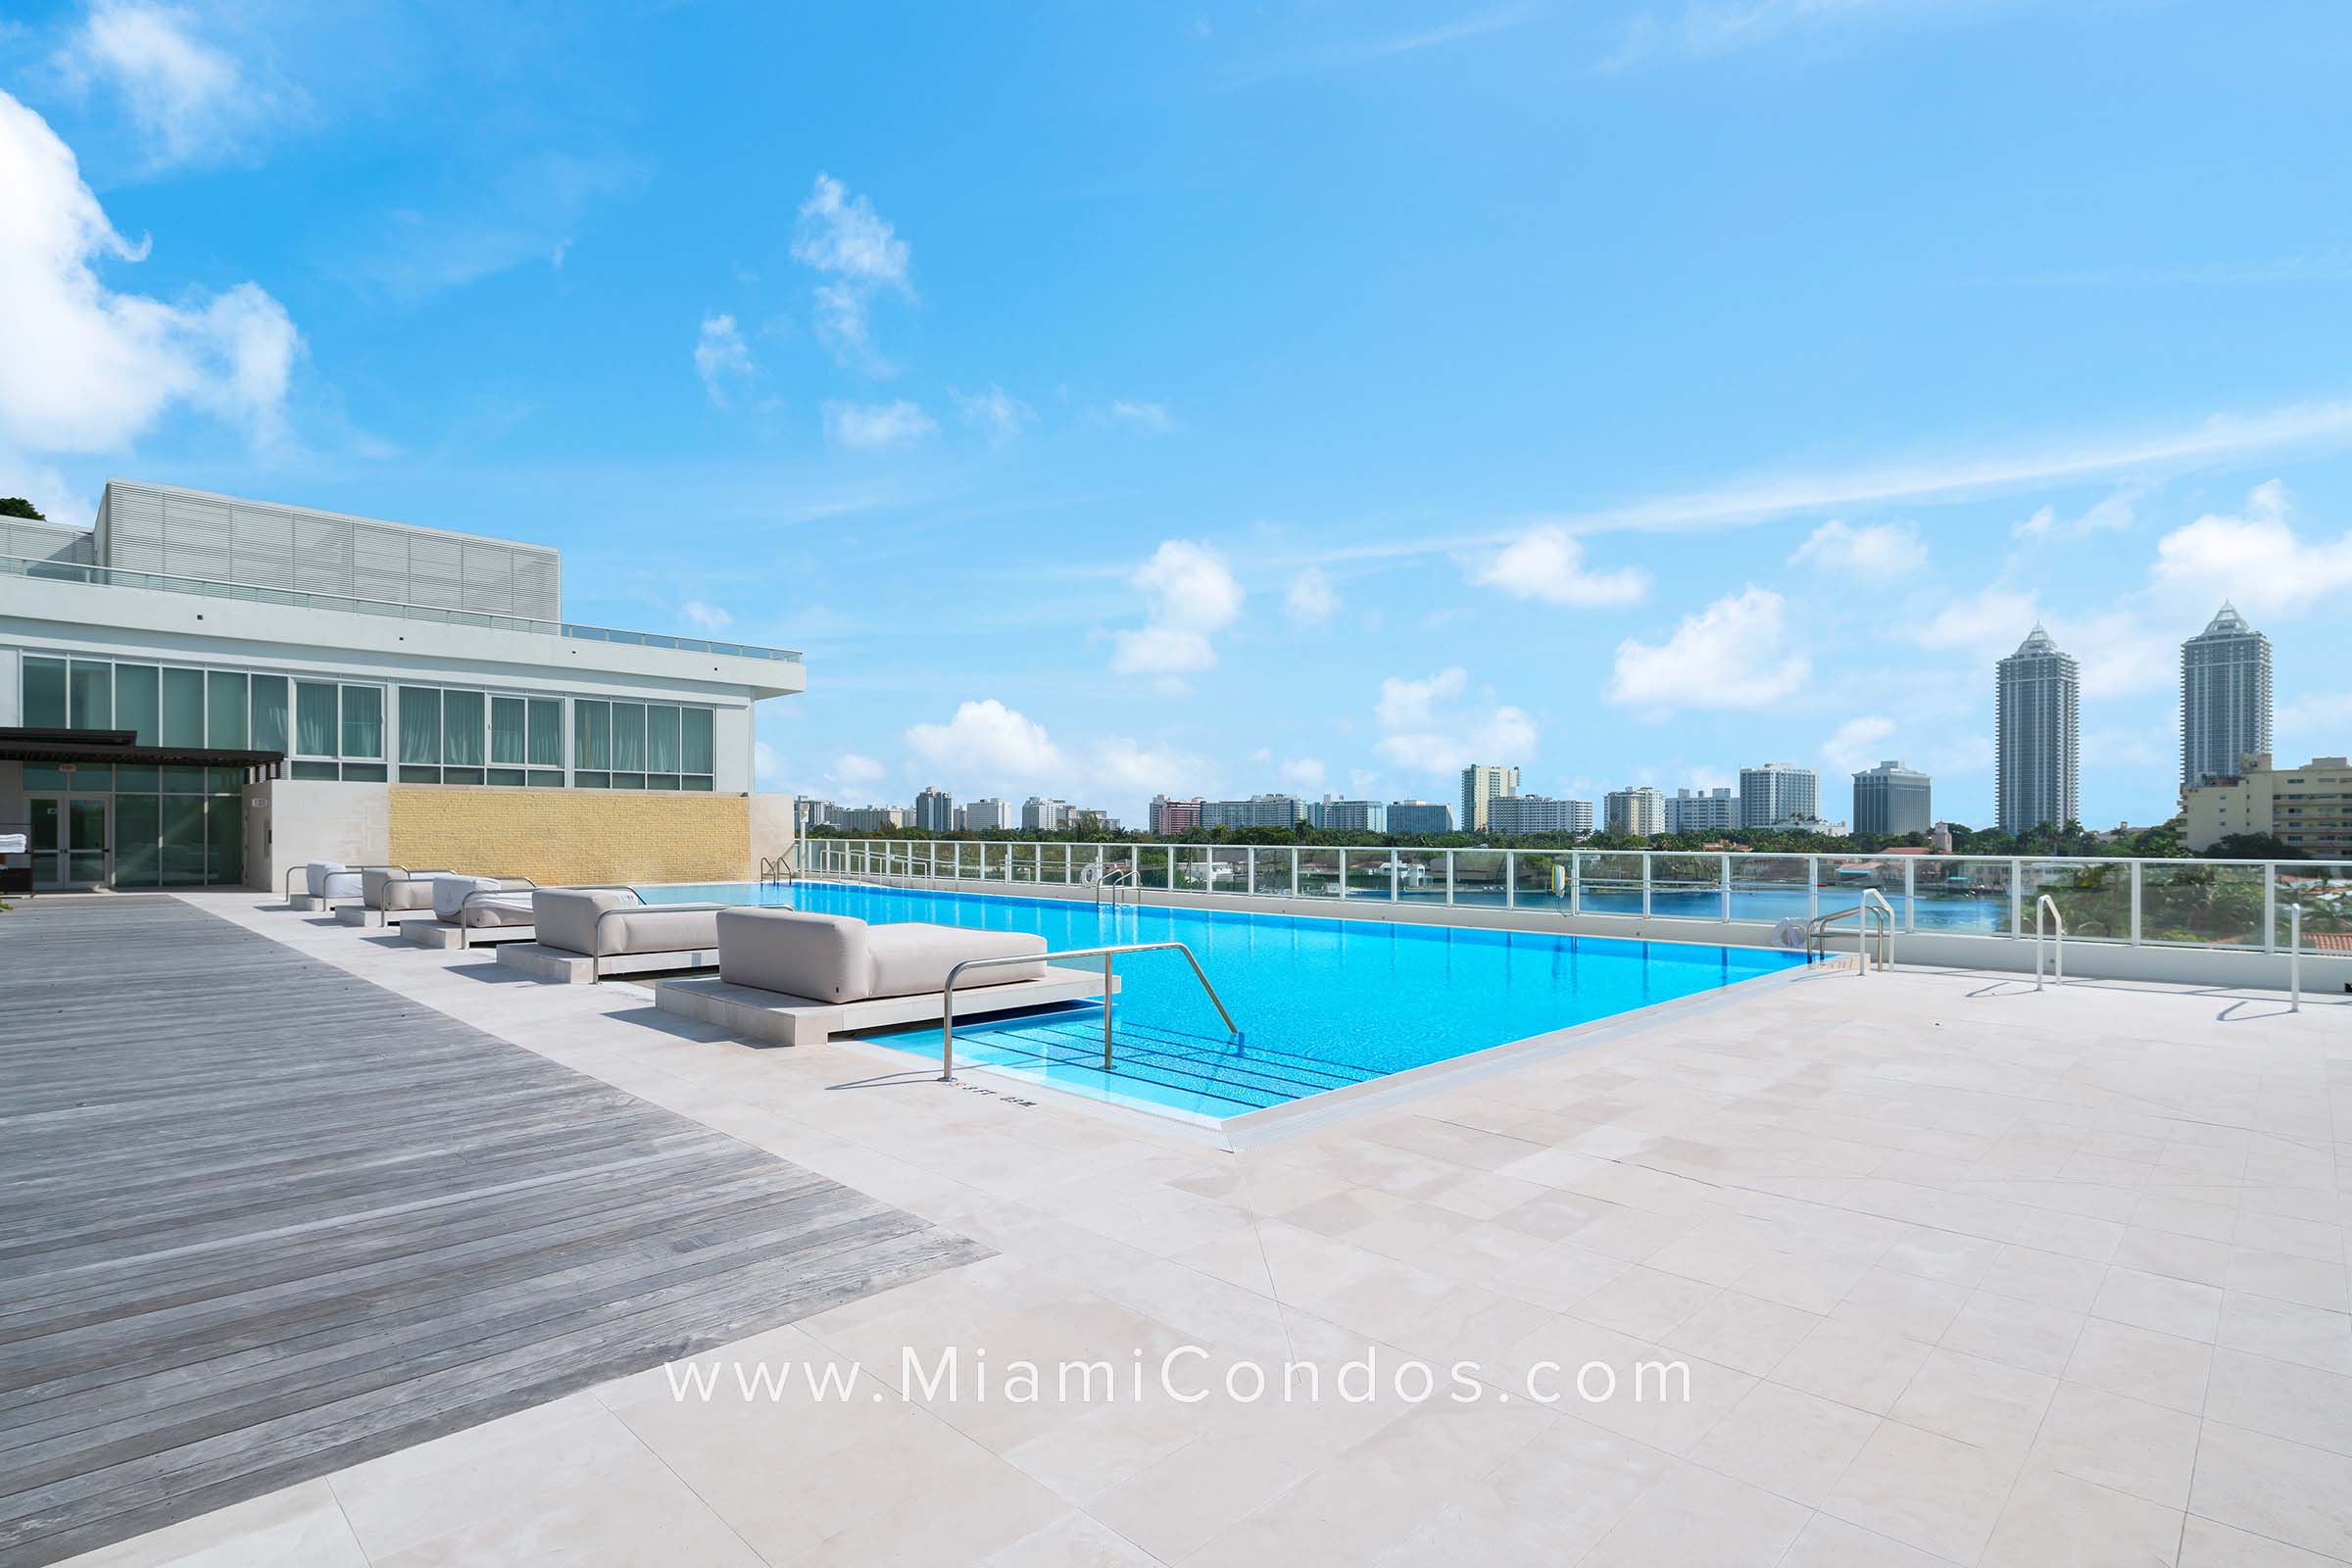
[939,940,1240,1083]
[1806,889,1895,976]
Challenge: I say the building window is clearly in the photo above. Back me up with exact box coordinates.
[569,699,713,792]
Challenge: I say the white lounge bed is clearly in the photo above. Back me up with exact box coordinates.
[336,867,461,927]
[403,876,539,950]
[495,888,729,983]
[654,907,1111,1047]
[287,860,367,911]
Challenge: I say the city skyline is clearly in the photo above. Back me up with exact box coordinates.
[8,5,2346,834]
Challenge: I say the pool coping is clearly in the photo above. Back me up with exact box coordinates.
[825,944,1843,1149]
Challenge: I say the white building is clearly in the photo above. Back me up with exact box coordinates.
[2180,603,2273,794]
[835,805,906,831]
[1664,787,1738,834]
[1199,794,1307,830]
[1386,800,1453,835]
[1488,794,1592,836]
[912,786,955,832]
[1738,763,1820,828]
[2,480,799,891]
[1996,624,2080,834]
[1458,763,1519,833]
[1021,796,1071,831]
[1603,786,1666,837]
[962,797,1014,832]
[1312,797,1388,833]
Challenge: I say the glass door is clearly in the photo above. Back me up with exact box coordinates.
[31,797,112,887]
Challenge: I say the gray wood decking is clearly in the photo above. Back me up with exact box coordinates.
[0,897,988,1567]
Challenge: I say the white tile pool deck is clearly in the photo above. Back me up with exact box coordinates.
[67,890,2352,1568]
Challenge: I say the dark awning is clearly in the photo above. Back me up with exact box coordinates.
[0,727,285,775]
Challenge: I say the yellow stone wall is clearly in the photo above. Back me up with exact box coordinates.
[387,786,751,886]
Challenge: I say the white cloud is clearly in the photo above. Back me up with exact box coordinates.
[353,151,642,301]
[1608,586,1810,713]
[1789,518,1927,579]
[1822,714,1896,774]
[1372,667,1537,776]
[952,384,1035,445]
[906,699,1068,779]
[754,740,785,787]
[1279,757,1327,790]
[791,173,912,373]
[2061,609,2173,698]
[693,314,753,407]
[1111,540,1243,676]
[681,600,732,632]
[2151,480,2352,620]
[1468,525,1649,607]
[1284,566,1338,624]
[58,1,296,168]
[1109,399,1174,432]
[0,90,300,454]
[1909,585,2039,658]
[2013,483,2138,541]
[834,752,886,790]
[823,398,936,451]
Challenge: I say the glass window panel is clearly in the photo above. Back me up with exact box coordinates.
[295,682,338,757]
[575,700,609,769]
[681,775,712,792]
[1911,858,2013,935]
[116,664,160,746]
[70,661,113,729]
[527,769,563,789]
[23,657,66,728]
[490,697,526,765]
[443,690,485,766]
[573,770,610,789]
[115,795,160,887]
[206,797,243,885]
[647,706,680,772]
[399,687,442,763]
[527,700,562,767]
[443,766,485,786]
[70,765,114,792]
[646,773,680,791]
[290,760,339,780]
[161,667,205,747]
[23,764,71,790]
[339,762,387,782]
[206,670,247,748]
[2021,859,2132,942]
[115,764,156,792]
[680,708,713,774]
[611,703,646,771]
[1296,847,1340,897]
[341,685,383,759]
[1578,853,1646,915]
[400,765,442,784]
[161,797,207,886]
[1453,850,1507,906]
[612,772,646,791]
[250,676,288,753]
[161,764,208,794]
[487,766,526,787]
[2141,862,2266,947]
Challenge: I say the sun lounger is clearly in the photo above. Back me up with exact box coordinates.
[714,907,1049,1001]
[401,875,540,950]
[495,888,728,982]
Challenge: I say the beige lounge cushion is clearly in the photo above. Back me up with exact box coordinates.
[462,893,535,929]
[360,866,409,906]
[377,873,454,912]
[533,889,720,956]
[715,907,1047,1002]
[435,875,534,925]
[306,860,362,898]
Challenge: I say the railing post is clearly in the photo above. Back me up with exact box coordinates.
[1808,857,1819,923]
[2289,904,2302,1012]
[2265,864,2278,954]
[2011,859,2023,937]
[2130,861,2142,946]
[1504,850,1515,908]
[1642,851,1652,918]
[1719,854,1731,922]
[1390,853,1399,903]
[1103,953,1116,1066]
[1446,850,1456,905]
[1903,858,1916,933]
[1571,851,1582,916]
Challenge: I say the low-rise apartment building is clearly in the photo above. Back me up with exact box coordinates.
[2185,755,2352,857]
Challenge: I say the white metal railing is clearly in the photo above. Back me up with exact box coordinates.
[2034,894,2066,989]
[938,941,1241,1081]
[792,840,2352,960]
[2289,903,2302,1012]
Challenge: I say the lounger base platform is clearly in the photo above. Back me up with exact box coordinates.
[652,965,1117,1048]
[404,919,537,951]
[289,894,336,912]
[496,942,721,984]
[336,905,441,929]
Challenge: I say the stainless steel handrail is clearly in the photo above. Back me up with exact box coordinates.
[1806,894,1891,974]
[940,941,1240,1082]
[2035,894,2066,989]
[454,878,538,947]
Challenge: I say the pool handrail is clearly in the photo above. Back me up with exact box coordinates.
[1807,892,1892,974]
[2035,895,2066,989]
[939,941,1240,1083]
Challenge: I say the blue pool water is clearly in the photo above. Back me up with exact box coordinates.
[641,881,1806,1118]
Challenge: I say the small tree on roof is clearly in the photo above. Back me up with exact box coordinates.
[0,498,45,520]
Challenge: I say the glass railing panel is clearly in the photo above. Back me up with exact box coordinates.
[2275,862,2352,949]
[2021,859,2132,942]
[1007,844,1039,883]
[1207,847,1249,894]
[2140,861,2266,947]
[1454,850,1508,907]
[1812,854,1900,924]
[1393,849,1447,903]
[1137,845,1171,890]
[1342,849,1392,899]
[1909,858,2014,935]
[1727,856,1810,924]
[1580,852,1644,915]
[1250,848,1295,898]
[1512,851,1571,912]
[1298,847,1342,899]
[1650,855,1722,921]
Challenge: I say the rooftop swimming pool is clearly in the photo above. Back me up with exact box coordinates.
[654,883,1806,1114]
[642,880,1807,1120]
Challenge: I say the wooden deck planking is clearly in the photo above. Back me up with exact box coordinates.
[0,896,988,1567]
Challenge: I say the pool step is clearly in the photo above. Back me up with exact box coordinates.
[944,1007,1385,1112]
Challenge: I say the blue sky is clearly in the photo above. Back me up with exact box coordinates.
[5,0,2350,829]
